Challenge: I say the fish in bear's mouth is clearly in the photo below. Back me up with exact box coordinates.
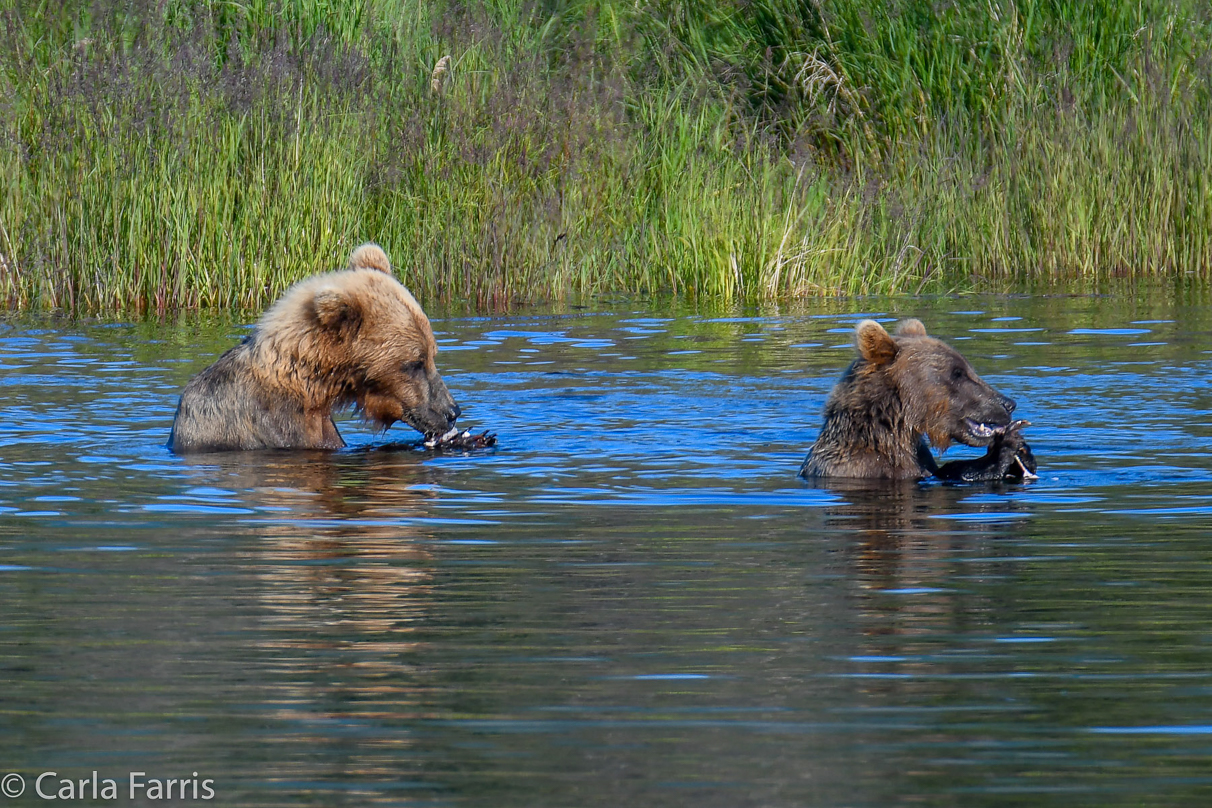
[961,418,1037,479]
[423,427,497,450]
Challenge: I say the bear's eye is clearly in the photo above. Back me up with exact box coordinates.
[951,366,965,381]
[403,359,425,374]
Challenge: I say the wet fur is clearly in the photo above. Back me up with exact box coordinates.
[801,319,1035,481]
[168,244,459,453]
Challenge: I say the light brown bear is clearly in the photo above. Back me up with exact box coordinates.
[800,318,1036,481]
[168,244,461,453]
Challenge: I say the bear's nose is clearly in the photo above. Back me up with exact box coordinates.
[448,402,462,422]
[1001,395,1016,414]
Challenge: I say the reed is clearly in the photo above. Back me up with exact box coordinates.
[0,0,1209,313]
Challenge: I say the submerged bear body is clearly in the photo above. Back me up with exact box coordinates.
[169,341,334,452]
[169,244,460,454]
[801,319,1035,482]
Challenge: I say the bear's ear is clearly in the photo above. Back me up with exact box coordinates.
[856,319,898,365]
[895,318,927,337]
[313,286,361,331]
[348,243,391,274]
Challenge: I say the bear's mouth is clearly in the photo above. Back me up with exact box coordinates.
[396,410,450,440]
[963,417,1010,444]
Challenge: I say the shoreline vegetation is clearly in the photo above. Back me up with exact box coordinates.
[1,0,1210,313]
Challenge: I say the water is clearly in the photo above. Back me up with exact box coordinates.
[3,293,1212,806]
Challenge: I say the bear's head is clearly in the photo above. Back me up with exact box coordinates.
[312,270,460,439]
[260,251,461,440]
[854,318,1015,451]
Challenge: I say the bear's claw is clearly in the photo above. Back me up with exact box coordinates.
[1014,456,1039,480]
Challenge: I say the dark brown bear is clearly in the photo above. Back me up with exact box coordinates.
[800,319,1036,481]
[168,244,461,453]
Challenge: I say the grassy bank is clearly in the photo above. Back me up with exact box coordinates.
[1,0,1210,313]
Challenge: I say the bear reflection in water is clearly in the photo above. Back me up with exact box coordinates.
[178,451,439,739]
[815,478,1033,699]
[168,243,462,453]
[801,319,1036,482]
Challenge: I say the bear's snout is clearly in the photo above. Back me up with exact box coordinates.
[1001,394,1016,415]
[409,372,462,437]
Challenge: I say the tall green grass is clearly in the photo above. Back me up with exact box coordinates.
[0,0,1210,313]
